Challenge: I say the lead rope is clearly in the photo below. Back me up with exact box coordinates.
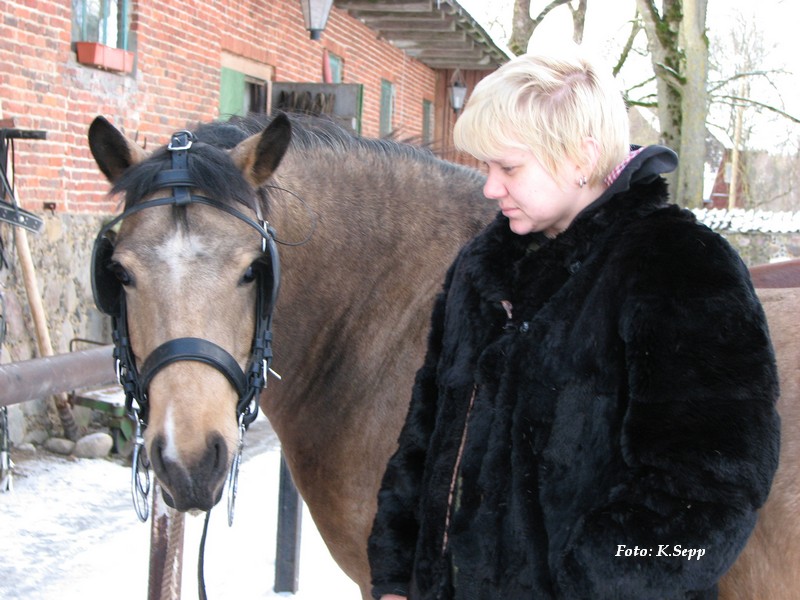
[198,510,212,600]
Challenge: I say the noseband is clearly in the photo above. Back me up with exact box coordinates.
[91,130,280,521]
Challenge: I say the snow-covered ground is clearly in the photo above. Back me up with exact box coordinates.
[0,415,361,599]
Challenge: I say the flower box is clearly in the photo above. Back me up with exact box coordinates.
[76,42,134,73]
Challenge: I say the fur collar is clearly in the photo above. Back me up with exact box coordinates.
[459,146,677,311]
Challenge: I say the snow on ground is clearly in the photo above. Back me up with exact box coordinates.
[0,414,361,599]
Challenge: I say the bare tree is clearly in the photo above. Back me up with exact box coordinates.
[508,0,587,55]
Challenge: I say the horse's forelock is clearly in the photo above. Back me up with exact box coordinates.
[110,124,257,212]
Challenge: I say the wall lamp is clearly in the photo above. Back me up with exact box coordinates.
[300,0,334,40]
[449,80,467,113]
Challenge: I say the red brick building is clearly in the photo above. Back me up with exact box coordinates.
[1,0,507,215]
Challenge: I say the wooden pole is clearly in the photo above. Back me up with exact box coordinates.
[148,481,185,600]
[0,344,115,407]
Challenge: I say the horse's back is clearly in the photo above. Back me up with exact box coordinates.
[720,287,800,599]
[749,258,800,288]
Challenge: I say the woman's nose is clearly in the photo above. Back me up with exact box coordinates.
[483,173,505,200]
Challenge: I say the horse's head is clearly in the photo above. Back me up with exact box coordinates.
[87,114,290,512]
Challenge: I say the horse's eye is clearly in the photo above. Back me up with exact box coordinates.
[240,264,257,285]
[110,262,133,286]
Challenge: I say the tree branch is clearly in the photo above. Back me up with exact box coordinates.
[714,95,800,124]
[613,12,643,76]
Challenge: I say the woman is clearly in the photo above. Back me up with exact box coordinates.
[368,48,780,599]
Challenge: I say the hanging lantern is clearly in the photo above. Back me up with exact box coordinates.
[449,80,467,113]
[300,0,334,41]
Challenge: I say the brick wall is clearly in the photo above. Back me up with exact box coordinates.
[0,0,442,216]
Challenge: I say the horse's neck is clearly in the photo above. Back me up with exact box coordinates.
[273,147,492,247]
[265,147,492,415]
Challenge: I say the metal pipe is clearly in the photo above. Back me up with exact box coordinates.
[0,345,116,408]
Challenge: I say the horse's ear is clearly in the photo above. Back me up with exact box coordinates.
[88,116,149,183]
[230,113,292,187]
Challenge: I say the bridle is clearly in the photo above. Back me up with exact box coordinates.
[91,130,280,524]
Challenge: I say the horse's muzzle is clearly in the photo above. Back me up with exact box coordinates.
[149,432,228,512]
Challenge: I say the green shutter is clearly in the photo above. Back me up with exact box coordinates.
[380,80,394,137]
[422,100,433,144]
[220,67,246,119]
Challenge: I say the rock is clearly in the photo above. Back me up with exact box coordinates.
[44,437,75,455]
[24,429,49,445]
[73,432,113,459]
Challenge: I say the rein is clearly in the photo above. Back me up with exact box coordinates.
[91,130,282,597]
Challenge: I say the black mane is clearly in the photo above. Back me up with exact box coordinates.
[110,113,478,211]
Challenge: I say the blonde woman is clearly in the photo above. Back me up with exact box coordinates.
[368,48,779,599]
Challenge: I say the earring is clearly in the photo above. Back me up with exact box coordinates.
[577,175,587,188]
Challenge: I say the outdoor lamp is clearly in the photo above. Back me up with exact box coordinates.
[449,80,467,113]
[300,0,334,40]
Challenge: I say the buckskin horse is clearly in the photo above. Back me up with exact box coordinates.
[87,113,798,599]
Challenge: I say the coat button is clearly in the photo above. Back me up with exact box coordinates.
[519,321,530,333]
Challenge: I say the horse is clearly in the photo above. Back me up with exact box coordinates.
[718,284,800,600]
[87,113,798,599]
[87,112,492,596]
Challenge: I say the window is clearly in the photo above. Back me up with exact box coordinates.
[72,0,130,49]
[245,77,267,114]
[380,80,394,137]
[422,100,434,145]
[328,53,343,84]
[220,68,267,118]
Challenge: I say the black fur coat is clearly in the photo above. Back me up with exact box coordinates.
[368,147,780,599]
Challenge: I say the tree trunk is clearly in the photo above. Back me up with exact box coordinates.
[509,0,534,56]
[636,0,708,207]
[677,0,709,207]
[508,0,577,55]
[569,0,588,44]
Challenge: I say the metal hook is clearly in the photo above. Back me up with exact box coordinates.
[130,414,151,522]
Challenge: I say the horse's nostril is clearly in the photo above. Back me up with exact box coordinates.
[208,433,228,478]
[149,438,167,479]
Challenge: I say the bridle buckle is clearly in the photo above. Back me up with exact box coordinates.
[167,130,195,152]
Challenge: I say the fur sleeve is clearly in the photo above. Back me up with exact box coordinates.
[553,215,781,598]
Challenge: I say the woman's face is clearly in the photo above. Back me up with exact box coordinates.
[482,148,588,238]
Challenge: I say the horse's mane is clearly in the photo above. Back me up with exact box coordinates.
[233,113,481,180]
[110,112,482,212]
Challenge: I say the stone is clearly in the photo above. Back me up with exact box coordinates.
[73,432,113,459]
[23,428,49,445]
[44,437,75,455]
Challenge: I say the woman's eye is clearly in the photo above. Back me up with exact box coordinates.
[110,262,133,286]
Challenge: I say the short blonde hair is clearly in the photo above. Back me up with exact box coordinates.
[453,48,630,186]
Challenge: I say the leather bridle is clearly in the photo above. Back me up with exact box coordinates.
[90,130,280,523]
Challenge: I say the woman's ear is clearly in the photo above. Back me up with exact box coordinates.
[571,137,601,185]
[581,137,601,173]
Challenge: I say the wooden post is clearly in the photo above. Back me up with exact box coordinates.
[148,481,185,600]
